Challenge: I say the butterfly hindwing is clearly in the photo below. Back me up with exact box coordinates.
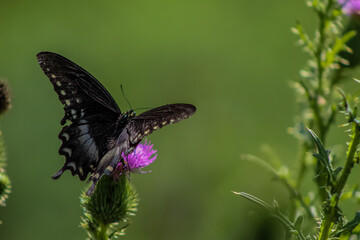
[126,104,196,147]
[37,52,121,180]
[55,123,98,180]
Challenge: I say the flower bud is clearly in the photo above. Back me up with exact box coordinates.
[0,80,11,115]
[0,172,10,207]
[81,174,138,237]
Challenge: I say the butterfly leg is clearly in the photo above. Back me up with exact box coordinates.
[52,167,65,179]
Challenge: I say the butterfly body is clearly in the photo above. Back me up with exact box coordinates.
[37,52,196,195]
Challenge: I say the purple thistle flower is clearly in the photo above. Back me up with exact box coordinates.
[339,0,360,15]
[116,140,157,174]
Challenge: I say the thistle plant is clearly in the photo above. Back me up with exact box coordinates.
[81,140,157,239]
[235,0,360,239]
[0,79,11,223]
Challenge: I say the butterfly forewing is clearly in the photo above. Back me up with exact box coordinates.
[37,52,120,114]
[37,52,121,180]
[127,104,196,147]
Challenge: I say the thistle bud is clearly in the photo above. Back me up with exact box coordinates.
[81,174,138,238]
[0,172,10,207]
[0,80,11,115]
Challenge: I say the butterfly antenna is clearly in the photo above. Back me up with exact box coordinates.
[133,107,152,111]
[120,84,133,110]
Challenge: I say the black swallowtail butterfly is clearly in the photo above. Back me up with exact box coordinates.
[37,52,196,195]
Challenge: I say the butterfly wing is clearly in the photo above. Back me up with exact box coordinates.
[37,52,121,181]
[127,104,196,149]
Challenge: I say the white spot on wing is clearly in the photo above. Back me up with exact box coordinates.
[65,100,71,106]
[51,74,56,79]
[62,148,72,157]
[56,81,61,86]
[71,109,77,119]
[62,132,70,141]
[60,90,66,96]
[67,162,76,171]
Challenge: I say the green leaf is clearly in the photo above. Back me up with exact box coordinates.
[331,212,360,237]
[307,128,334,185]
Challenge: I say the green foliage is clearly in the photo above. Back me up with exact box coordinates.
[0,80,11,224]
[235,192,308,240]
[307,128,336,186]
[237,0,360,239]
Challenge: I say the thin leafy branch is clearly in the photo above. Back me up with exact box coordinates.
[242,154,314,220]
[234,192,308,240]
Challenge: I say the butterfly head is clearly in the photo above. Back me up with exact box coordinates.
[120,110,136,122]
[126,110,136,118]
[117,110,136,126]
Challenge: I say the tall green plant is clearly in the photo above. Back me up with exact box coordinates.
[236,0,360,239]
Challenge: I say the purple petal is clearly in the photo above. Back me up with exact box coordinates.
[339,0,360,15]
[118,140,157,173]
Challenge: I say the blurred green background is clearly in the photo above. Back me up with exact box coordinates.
[0,1,333,239]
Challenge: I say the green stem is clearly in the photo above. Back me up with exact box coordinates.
[97,223,109,240]
[315,7,327,96]
[310,97,326,141]
[318,194,339,240]
[310,1,338,203]
[318,124,360,240]
[315,0,335,95]
[333,126,360,194]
